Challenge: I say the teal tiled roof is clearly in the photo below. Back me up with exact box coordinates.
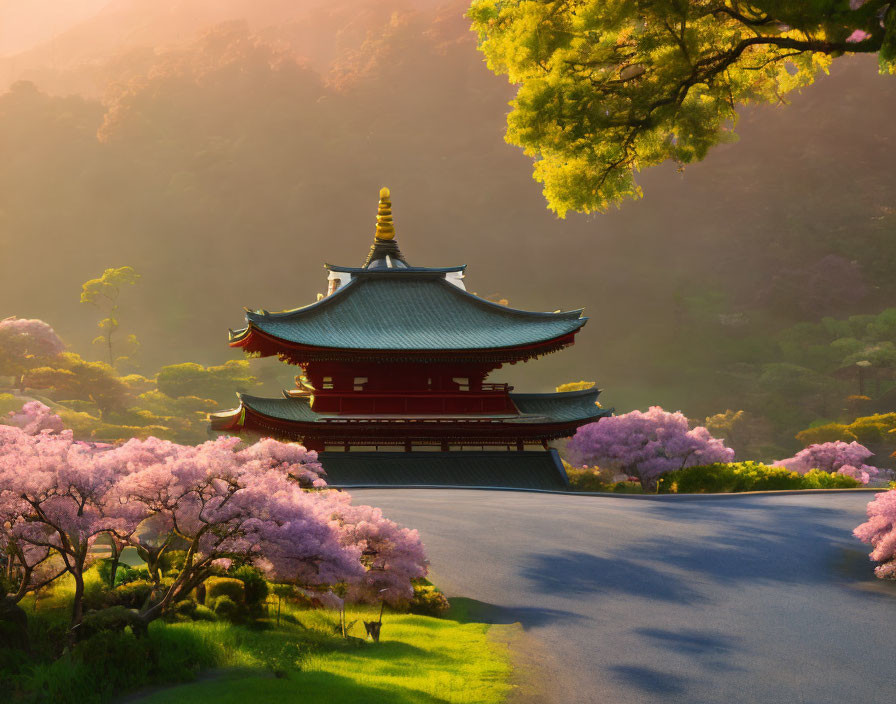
[232,272,586,351]
[236,394,322,422]
[511,388,608,423]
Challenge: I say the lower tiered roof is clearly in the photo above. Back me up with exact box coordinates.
[211,388,607,431]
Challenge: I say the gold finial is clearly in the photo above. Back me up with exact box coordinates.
[375,186,395,241]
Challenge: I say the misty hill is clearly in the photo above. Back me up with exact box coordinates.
[0,2,894,451]
[0,0,448,96]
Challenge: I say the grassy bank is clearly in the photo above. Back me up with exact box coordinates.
[128,610,510,704]
[4,573,513,704]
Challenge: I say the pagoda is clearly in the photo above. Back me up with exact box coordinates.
[211,188,611,488]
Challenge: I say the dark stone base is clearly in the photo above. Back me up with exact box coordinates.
[318,449,569,490]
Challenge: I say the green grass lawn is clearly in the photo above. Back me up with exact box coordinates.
[130,608,511,704]
[8,571,513,704]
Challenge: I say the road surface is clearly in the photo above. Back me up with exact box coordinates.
[353,489,895,704]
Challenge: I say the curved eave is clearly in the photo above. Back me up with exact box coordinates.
[210,390,610,437]
[325,264,468,274]
[229,323,585,364]
[228,272,586,352]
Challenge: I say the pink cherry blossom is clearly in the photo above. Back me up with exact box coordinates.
[854,489,896,579]
[773,441,891,485]
[0,317,65,358]
[566,406,735,490]
[0,405,427,631]
[3,401,66,435]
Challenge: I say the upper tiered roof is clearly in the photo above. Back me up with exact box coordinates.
[229,187,587,363]
[230,274,585,352]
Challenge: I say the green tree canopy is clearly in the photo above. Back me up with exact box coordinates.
[80,266,141,367]
[469,0,895,216]
[156,360,260,404]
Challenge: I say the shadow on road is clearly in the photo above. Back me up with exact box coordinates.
[609,665,690,696]
[447,597,586,629]
[520,504,864,606]
[519,550,698,603]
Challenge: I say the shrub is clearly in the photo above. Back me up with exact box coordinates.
[565,466,608,491]
[608,481,645,494]
[408,580,450,617]
[77,606,147,641]
[169,600,198,621]
[211,595,241,622]
[657,462,861,493]
[232,565,269,607]
[191,605,217,622]
[800,469,862,489]
[204,577,245,604]
[110,580,155,610]
[158,550,187,576]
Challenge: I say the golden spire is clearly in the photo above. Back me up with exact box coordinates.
[375,186,395,241]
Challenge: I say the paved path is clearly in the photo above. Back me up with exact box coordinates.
[353,490,895,704]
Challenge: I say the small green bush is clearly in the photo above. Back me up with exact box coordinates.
[191,604,218,622]
[408,580,450,617]
[110,579,155,610]
[211,595,241,622]
[608,481,644,494]
[565,467,644,493]
[205,577,245,604]
[158,550,187,576]
[232,566,269,607]
[657,462,861,493]
[565,467,608,491]
[800,469,862,489]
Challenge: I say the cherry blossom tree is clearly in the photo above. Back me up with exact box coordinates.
[3,400,66,435]
[326,496,427,640]
[566,406,735,491]
[773,441,892,486]
[0,317,65,388]
[0,403,427,640]
[0,423,136,631]
[854,489,896,580]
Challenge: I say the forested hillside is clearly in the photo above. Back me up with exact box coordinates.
[1,0,894,455]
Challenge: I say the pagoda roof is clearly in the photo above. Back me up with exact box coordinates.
[230,270,586,355]
[211,388,607,427]
[325,263,467,274]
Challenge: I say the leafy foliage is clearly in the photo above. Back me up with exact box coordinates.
[408,580,450,617]
[80,266,141,368]
[156,361,260,405]
[657,461,861,493]
[469,0,895,215]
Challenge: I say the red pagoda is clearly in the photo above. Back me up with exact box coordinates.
[211,188,610,488]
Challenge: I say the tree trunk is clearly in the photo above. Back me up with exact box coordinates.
[107,542,120,589]
[69,572,85,645]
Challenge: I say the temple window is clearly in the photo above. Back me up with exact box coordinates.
[452,377,470,391]
[322,376,334,390]
[353,376,368,391]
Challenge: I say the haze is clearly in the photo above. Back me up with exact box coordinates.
[1,0,894,447]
